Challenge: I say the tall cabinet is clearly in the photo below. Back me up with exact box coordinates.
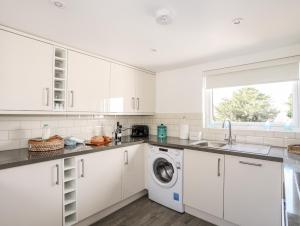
[0,160,63,226]
[0,29,53,111]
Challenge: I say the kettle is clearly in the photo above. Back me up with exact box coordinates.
[157,124,167,139]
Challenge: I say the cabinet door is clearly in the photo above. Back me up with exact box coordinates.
[135,71,155,113]
[184,149,224,218]
[0,160,63,226]
[67,51,110,112]
[77,149,123,221]
[110,63,136,113]
[224,155,282,226]
[123,144,145,199]
[0,30,53,111]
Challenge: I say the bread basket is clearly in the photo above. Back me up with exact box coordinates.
[28,135,64,152]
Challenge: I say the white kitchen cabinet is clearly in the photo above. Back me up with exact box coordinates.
[0,160,63,226]
[184,149,224,218]
[135,71,155,113]
[67,51,111,112]
[110,63,137,113]
[0,30,53,111]
[123,144,145,199]
[224,155,282,226]
[110,63,155,114]
[77,148,123,221]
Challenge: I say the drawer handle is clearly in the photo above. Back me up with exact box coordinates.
[239,161,262,167]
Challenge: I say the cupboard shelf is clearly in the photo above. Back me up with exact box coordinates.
[55,67,65,71]
[64,199,76,206]
[64,177,76,183]
[64,210,76,217]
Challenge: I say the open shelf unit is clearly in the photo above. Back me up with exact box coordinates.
[63,157,77,226]
[53,47,67,111]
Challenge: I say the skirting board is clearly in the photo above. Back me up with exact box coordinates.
[185,205,238,226]
[75,190,147,226]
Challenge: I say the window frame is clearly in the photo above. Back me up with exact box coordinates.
[204,81,300,130]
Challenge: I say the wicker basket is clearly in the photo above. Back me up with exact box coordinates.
[28,135,64,152]
[288,144,300,155]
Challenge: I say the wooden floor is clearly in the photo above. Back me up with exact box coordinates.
[91,196,216,226]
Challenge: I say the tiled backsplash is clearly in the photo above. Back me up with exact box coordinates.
[0,113,300,151]
[145,113,300,148]
[0,115,145,151]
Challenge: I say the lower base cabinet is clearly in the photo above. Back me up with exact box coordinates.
[0,160,63,226]
[224,155,282,226]
[184,149,224,218]
[77,148,123,221]
[123,144,145,199]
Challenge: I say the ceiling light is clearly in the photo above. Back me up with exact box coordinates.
[156,9,173,25]
[51,0,65,8]
[232,18,243,25]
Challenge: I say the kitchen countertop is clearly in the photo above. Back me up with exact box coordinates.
[0,135,284,170]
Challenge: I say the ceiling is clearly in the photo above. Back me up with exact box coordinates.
[1,0,300,72]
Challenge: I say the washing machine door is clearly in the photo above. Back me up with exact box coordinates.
[151,154,178,188]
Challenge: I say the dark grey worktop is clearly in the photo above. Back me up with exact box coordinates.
[0,135,284,170]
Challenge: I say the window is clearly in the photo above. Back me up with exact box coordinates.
[204,57,300,130]
[206,81,298,129]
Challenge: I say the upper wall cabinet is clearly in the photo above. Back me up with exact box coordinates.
[0,30,53,111]
[67,51,111,112]
[110,63,155,114]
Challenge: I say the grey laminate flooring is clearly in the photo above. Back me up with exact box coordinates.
[91,196,216,226]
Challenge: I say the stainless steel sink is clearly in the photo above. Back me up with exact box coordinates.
[190,140,271,155]
[190,141,227,148]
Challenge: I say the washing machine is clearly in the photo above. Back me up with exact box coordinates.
[148,145,184,213]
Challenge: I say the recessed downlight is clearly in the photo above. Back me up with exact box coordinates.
[51,0,65,8]
[232,17,243,25]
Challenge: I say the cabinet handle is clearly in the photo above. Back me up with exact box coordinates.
[217,158,221,177]
[239,161,262,167]
[136,97,140,111]
[44,88,50,106]
[124,150,129,165]
[131,97,135,110]
[81,159,85,177]
[70,90,74,107]
[55,164,59,185]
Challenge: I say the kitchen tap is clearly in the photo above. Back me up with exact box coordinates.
[222,119,235,145]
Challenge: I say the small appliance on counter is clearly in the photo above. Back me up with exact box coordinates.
[157,124,167,139]
[131,125,149,137]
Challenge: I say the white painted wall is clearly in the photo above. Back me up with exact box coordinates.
[156,44,300,113]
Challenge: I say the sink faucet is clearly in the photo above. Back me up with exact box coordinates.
[222,119,234,145]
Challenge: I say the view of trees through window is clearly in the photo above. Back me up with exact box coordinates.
[212,81,295,125]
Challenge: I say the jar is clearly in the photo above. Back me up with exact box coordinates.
[157,124,167,139]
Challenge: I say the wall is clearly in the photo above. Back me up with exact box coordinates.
[155,44,300,147]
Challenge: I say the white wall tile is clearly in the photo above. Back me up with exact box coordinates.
[0,140,20,151]
[0,131,9,140]
[0,121,20,130]
[246,136,264,144]
[20,121,41,129]
[263,137,284,147]
[9,130,31,139]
